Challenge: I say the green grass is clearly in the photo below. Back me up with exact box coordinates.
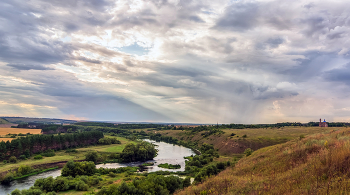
[158,163,181,169]
[0,151,85,173]
[77,137,137,153]
[142,162,154,166]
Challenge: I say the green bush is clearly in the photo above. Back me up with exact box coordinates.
[242,134,247,138]
[42,149,55,157]
[18,165,32,175]
[98,137,121,145]
[9,156,17,163]
[3,160,7,164]
[85,151,98,163]
[24,149,31,158]
[244,148,253,156]
[61,161,96,177]
[65,149,78,153]
[183,176,191,187]
[1,172,14,184]
[108,172,116,177]
[19,155,26,160]
[75,181,89,191]
[34,155,43,160]
[11,189,21,195]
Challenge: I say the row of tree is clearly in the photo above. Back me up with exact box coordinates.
[0,131,103,160]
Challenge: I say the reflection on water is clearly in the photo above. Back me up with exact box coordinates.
[0,139,195,195]
[0,169,62,195]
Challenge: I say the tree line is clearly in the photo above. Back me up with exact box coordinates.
[0,131,103,160]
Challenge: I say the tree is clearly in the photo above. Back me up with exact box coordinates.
[85,151,98,164]
[9,156,17,163]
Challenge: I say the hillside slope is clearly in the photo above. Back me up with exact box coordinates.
[176,129,350,194]
[155,127,340,155]
[0,118,10,124]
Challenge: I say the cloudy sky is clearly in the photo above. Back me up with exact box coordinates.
[1,0,350,123]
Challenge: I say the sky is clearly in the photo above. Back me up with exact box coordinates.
[1,0,350,124]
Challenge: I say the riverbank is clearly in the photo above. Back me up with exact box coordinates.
[13,166,59,180]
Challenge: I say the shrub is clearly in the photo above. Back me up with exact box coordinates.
[109,153,119,159]
[90,176,102,185]
[231,133,236,136]
[216,162,226,170]
[3,160,7,164]
[183,176,191,187]
[11,189,21,195]
[1,172,14,184]
[34,155,43,160]
[24,149,31,158]
[65,149,78,153]
[244,148,253,156]
[53,177,69,191]
[98,137,121,145]
[42,149,55,157]
[242,134,247,138]
[9,156,17,163]
[75,181,89,191]
[85,151,98,163]
[61,161,96,177]
[109,172,116,177]
[18,165,32,175]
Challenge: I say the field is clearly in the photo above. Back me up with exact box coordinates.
[0,128,41,136]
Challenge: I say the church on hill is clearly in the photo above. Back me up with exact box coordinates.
[319,118,328,127]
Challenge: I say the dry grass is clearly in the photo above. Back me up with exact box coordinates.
[0,128,41,136]
[176,130,350,195]
[152,127,342,155]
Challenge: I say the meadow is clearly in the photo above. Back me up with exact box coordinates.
[77,137,137,153]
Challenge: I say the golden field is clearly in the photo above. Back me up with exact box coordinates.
[0,128,41,136]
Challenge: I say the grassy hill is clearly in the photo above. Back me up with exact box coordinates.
[0,118,10,124]
[151,126,343,155]
[176,129,350,194]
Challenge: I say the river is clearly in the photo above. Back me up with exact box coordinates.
[0,139,195,195]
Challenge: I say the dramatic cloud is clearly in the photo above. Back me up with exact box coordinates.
[1,0,350,123]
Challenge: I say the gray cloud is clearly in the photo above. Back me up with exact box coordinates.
[7,64,54,71]
[214,2,259,31]
[1,0,350,123]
